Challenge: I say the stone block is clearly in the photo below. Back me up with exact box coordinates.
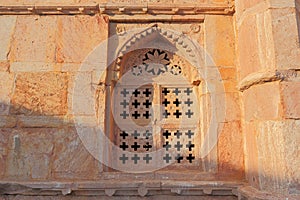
[199,92,239,127]
[223,93,241,122]
[242,82,282,122]
[0,129,9,179]
[243,121,260,189]
[5,128,54,179]
[0,61,10,72]
[237,14,261,80]
[271,8,300,70]
[204,15,235,67]
[254,10,276,73]
[257,120,300,193]
[0,72,15,115]
[212,92,241,122]
[0,116,17,128]
[219,67,237,81]
[0,16,16,61]
[10,72,68,116]
[10,62,54,72]
[68,72,95,116]
[52,127,102,180]
[17,116,64,128]
[217,121,244,176]
[269,0,297,8]
[56,15,108,63]
[237,7,276,80]
[280,82,300,119]
[235,0,266,21]
[9,16,57,62]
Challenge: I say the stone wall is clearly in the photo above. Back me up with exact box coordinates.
[0,11,245,181]
[0,0,298,199]
[0,15,108,181]
[235,0,300,195]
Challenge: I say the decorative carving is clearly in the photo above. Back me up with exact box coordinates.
[115,26,199,76]
[116,25,126,35]
[169,65,182,75]
[143,49,170,75]
[190,24,201,33]
[163,128,196,164]
[131,65,143,76]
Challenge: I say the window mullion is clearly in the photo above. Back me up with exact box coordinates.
[152,83,162,150]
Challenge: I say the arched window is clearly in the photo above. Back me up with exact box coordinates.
[102,27,217,172]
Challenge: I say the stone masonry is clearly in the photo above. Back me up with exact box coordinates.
[0,0,299,199]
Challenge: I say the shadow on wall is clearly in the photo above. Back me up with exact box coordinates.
[0,101,299,199]
[0,101,244,174]
[0,101,103,182]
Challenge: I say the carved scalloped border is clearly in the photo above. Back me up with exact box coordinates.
[113,25,203,79]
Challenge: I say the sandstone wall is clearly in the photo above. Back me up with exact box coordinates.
[235,0,300,194]
[0,2,246,186]
[0,15,108,181]
[1,0,298,198]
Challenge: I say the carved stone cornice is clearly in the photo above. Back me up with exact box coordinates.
[0,180,244,196]
[0,3,234,15]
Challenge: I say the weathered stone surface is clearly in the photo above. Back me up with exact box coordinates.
[222,93,241,122]
[10,72,68,116]
[0,72,15,115]
[269,0,297,8]
[52,127,102,180]
[68,72,95,116]
[235,0,300,196]
[237,14,261,80]
[0,0,297,198]
[257,120,300,194]
[280,82,300,119]
[0,116,17,128]
[243,121,260,189]
[237,71,280,92]
[271,8,300,70]
[218,121,244,177]
[242,82,282,122]
[10,62,54,72]
[0,16,16,61]
[5,128,54,179]
[9,16,57,63]
[0,61,10,72]
[0,129,9,179]
[17,116,64,128]
[219,67,236,81]
[56,15,108,63]
[236,5,277,80]
[235,0,266,18]
[204,15,235,67]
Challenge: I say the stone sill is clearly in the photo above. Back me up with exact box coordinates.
[0,3,234,15]
[0,180,244,197]
[1,180,297,199]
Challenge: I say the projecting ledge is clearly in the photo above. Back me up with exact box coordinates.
[238,69,300,92]
[0,180,244,197]
[0,3,234,15]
